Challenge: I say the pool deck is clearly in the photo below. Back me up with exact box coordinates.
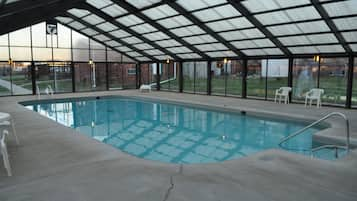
[0,90,357,201]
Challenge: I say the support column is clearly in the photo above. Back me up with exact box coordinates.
[346,56,354,108]
[242,59,247,98]
[179,61,183,93]
[71,62,75,92]
[31,61,36,95]
[156,62,160,91]
[207,60,212,95]
[105,48,109,91]
[138,62,142,88]
[288,57,294,103]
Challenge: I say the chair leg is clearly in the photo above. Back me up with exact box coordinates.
[1,141,12,176]
[10,118,19,145]
[310,99,312,106]
[274,94,277,103]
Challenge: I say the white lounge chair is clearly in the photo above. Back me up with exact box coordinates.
[1,130,12,176]
[305,88,324,108]
[139,85,151,93]
[45,85,54,97]
[275,87,292,104]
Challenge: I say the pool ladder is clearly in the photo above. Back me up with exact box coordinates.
[279,112,350,159]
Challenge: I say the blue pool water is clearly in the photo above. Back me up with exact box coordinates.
[24,96,329,164]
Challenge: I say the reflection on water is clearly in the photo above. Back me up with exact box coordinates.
[26,98,319,164]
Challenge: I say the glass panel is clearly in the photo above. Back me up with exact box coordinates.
[265,59,289,99]
[353,58,357,107]
[247,60,265,98]
[0,34,8,46]
[183,62,194,93]
[122,64,137,89]
[72,31,89,49]
[58,24,72,48]
[74,63,93,92]
[10,47,31,61]
[53,49,71,61]
[0,47,9,60]
[0,62,12,96]
[33,48,52,61]
[9,27,31,46]
[108,63,123,90]
[31,22,47,47]
[140,63,154,85]
[292,58,319,102]
[211,61,226,95]
[227,60,243,96]
[160,62,180,92]
[73,49,90,62]
[11,62,32,95]
[195,62,207,94]
[319,58,348,105]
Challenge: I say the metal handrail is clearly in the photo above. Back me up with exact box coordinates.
[311,144,347,159]
[279,112,350,155]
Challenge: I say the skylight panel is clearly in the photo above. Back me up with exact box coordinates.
[193,4,241,22]
[102,4,128,17]
[81,28,99,36]
[177,0,227,12]
[349,44,357,51]
[342,32,357,42]
[55,17,73,24]
[86,0,113,9]
[206,17,253,32]
[205,51,236,57]
[219,28,264,41]
[122,36,143,44]
[170,25,205,37]
[177,53,201,59]
[68,21,86,30]
[195,43,227,51]
[317,45,345,53]
[93,34,111,41]
[334,17,357,31]
[155,55,173,60]
[231,39,275,49]
[242,0,310,13]
[116,15,144,26]
[115,46,132,52]
[166,47,192,54]
[143,32,170,41]
[278,36,311,46]
[307,34,338,44]
[133,43,154,50]
[155,39,182,47]
[145,49,164,55]
[126,51,142,57]
[183,35,217,44]
[105,40,122,47]
[130,23,157,34]
[268,21,330,36]
[82,14,105,25]
[97,22,117,32]
[323,1,357,17]
[262,48,283,55]
[67,9,90,18]
[289,46,319,54]
[109,29,131,38]
[136,56,151,61]
[143,4,179,20]
[157,16,192,29]
[126,0,161,9]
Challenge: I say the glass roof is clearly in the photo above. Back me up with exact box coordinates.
[50,0,357,61]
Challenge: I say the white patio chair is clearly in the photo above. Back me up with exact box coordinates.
[0,112,19,145]
[305,88,324,108]
[45,85,54,97]
[139,85,151,93]
[274,87,292,104]
[1,130,12,176]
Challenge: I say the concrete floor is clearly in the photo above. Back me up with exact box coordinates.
[0,90,356,201]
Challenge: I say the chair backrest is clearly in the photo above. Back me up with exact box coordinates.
[310,88,324,97]
[279,87,292,95]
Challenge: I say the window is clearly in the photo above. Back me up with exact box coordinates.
[211,60,243,96]
[247,60,265,98]
[182,61,207,94]
[127,68,136,75]
[292,58,318,101]
[160,62,180,92]
[265,59,289,99]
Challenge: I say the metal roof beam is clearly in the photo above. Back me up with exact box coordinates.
[311,0,353,54]
[113,0,210,60]
[228,0,292,57]
[167,1,246,59]
[79,3,180,61]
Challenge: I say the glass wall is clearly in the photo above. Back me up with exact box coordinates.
[182,61,207,94]
[122,64,137,89]
[292,58,318,102]
[319,58,348,105]
[0,21,135,96]
[211,60,243,96]
[247,60,265,98]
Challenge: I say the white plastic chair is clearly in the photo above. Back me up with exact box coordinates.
[274,87,292,104]
[36,85,41,100]
[1,130,12,176]
[139,85,151,93]
[305,88,324,108]
[45,85,54,97]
